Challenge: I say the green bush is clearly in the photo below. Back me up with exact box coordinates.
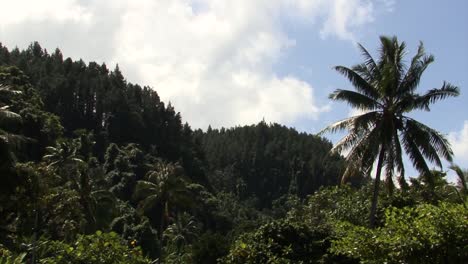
[38,231,151,264]
[191,232,230,264]
[0,248,26,264]
[222,219,332,264]
[305,185,371,226]
[331,202,468,263]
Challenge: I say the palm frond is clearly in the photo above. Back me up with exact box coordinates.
[401,128,432,181]
[0,84,22,94]
[351,64,374,84]
[0,131,24,143]
[398,42,434,94]
[413,82,460,111]
[341,125,381,182]
[91,190,117,206]
[0,108,22,127]
[396,40,408,77]
[329,89,382,110]
[378,36,407,97]
[134,180,159,201]
[334,66,379,99]
[331,128,366,154]
[357,43,381,81]
[318,111,380,135]
[139,194,160,212]
[404,117,453,162]
[0,131,27,152]
[392,129,405,176]
[318,117,356,135]
[449,164,467,194]
[402,124,443,168]
[378,36,395,70]
[332,112,381,153]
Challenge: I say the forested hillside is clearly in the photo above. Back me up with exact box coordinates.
[0,41,466,263]
[194,123,345,206]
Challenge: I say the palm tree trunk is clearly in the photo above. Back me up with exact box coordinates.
[157,203,166,264]
[31,206,39,264]
[78,173,96,233]
[369,146,385,228]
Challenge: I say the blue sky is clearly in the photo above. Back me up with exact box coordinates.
[282,0,468,179]
[0,0,467,179]
[287,0,468,133]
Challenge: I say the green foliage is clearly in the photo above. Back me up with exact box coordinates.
[0,40,464,264]
[195,121,345,208]
[0,247,26,264]
[304,185,371,226]
[0,80,25,209]
[450,164,468,202]
[1,65,63,160]
[222,219,333,264]
[191,232,230,264]
[321,36,459,226]
[41,188,86,241]
[331,202,468,263]
[110,202,160,258]
[163,213,200,255]
[134,160,194,232]
[405,170,462,205]
[38,231,151,264]
[0,43,192,164]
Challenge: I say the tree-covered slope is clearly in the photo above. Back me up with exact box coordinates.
[195,122,345,207]
[0,42,347,262]
[0,41,207,183]
[1,40,464,264]
[0,41,345,206]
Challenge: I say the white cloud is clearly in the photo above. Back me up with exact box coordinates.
[0,0,385,128]
[448,120,468,166]
[320,0,374,41]
[0,0,92,25]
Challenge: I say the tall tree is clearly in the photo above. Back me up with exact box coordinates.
[320,36,459,227]
[450,164,467,207]
[0,84,23,169]
[134,161,193,229]
[43,141,85,180]
[134,161,193,262]
[450,164,468,196]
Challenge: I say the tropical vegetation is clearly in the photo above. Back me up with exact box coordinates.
[0,37,466,263]
[320,36,459,226]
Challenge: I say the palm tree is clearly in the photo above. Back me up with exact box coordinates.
[134,160,193,261]
[43,141,85,176]
[0,85,22,123]
[43,141,86,193]
[320,36,459,227]
[43,141,105,231]
[163,213,199,263]
[450,164,467,207]
[450,164,468,195]
[0,84,23,170]
[135,161,193,227]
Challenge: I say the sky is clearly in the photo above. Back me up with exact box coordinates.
[0,0,467,180]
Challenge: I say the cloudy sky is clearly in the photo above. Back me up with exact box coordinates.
[1,0,467,178]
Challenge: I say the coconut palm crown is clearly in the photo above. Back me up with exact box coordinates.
[320,36,459,226]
